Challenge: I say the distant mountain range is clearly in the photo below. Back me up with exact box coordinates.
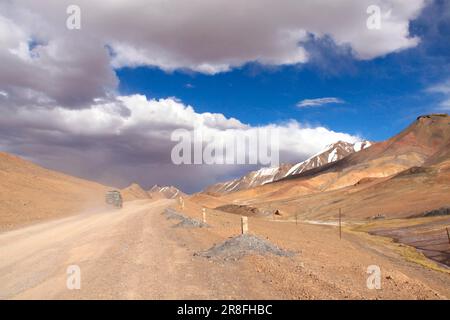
[122,183,184,201]
[197,114,450,222]
[2,113,449,232]
[148,185,184,199]
[204,140,372,195]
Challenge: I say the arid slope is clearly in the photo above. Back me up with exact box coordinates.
[0,152,110,230]
[201,114,450,220]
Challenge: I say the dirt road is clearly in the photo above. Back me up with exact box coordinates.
[0,199,265,299]
[1,198,450,300]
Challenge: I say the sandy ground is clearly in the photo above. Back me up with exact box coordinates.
[173,199,450,299]
[1,199,449,300]
[0,199,270,299]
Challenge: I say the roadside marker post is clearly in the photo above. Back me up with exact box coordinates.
[179,197,184,210]
[241,216,248,235]
[202,208,207,224]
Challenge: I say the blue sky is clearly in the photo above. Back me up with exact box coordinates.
[1,0,450,192]
[117,0,450,143]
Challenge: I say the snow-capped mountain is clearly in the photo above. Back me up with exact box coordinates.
[204,140,372,195]
[204,164,292,194]
[285,140,372,176]
[148,185,184,199]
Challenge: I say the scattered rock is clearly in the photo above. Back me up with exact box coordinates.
[370,214,386,220]
[422,207,450,217]
[163,209,208,228]
[273,209,282,216]
[215,204,262,216]
[162,208,185,220]
[394,166,435,178]
[173,216,209,229]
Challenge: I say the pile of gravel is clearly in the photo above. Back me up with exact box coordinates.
[196,234,294,261]
[163,208,186,220]
[163,208,208,228]
[173,216,209,229]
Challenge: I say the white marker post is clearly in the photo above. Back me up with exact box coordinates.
[241,216,248,235]
[202,208,207,224]
[179,196,184,210]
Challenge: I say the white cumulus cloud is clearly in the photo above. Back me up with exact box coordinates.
[0,95,360,191]
[0,0,427,106]
[427,79,450,110]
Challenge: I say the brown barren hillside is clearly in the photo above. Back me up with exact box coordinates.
[210,114,450,210]
[258,161,450,221]
[0,152,110,230]
[281,114,450,188]
[195,115,450,268]
[121,183,150,201]
[204,141,371,195]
